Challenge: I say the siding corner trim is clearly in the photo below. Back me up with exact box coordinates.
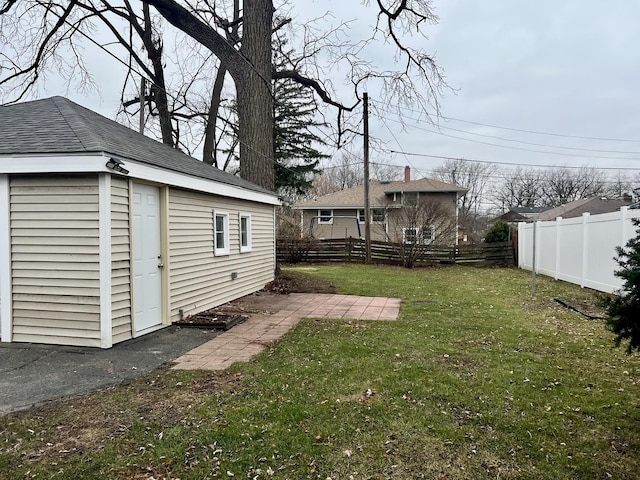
[0,174,11,342]
[99,174,113,348]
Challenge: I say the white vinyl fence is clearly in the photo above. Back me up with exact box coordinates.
[518,207,640,294]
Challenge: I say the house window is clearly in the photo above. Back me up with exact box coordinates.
[372,208,385,222]
[318,209,333,224]
[402,192,418,206]
[403,226,435,244]
[359,209,384,223]
[422,225,435,242]
[213,210,230,255]
[403,227,418,244]
[239,213,252,253]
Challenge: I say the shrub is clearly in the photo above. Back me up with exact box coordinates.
[484,220,511,243]
[605,218,640,353]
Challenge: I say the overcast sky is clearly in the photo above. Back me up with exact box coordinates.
[25,0,640,181]
[388,0,640,178]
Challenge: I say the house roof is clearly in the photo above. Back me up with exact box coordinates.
[535,197,632,221]
[0,96,273,196]
[293,177,468,209]
[510,206,551,215]
[495,210,529,223]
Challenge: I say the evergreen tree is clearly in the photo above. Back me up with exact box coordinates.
[484,220,512,243]
[273,76,328,196]
[605,218,640,353]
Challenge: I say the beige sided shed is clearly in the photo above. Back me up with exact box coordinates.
[0,97,280,348]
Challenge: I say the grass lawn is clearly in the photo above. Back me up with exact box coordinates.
[0,265,638,479]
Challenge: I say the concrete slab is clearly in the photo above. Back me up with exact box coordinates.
[0,326,218,415]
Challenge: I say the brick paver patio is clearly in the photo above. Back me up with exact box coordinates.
[172,293,401,371]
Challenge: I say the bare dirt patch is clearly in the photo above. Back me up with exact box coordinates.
[202,269,337,317]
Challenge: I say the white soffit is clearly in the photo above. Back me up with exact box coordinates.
[0,154,280,206]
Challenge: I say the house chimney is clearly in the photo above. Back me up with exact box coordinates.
[404,166,411,183]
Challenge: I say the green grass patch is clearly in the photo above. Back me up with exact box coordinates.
[1,265,638,479]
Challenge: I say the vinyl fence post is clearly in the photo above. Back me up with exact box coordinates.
[531,221,537,296]
[581,213,590,288]
[555,216,562,280]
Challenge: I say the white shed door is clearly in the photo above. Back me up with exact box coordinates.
[132,184,163,334]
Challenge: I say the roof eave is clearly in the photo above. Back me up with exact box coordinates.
[0,153,280,205]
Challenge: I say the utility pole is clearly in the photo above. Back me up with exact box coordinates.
[363,92,371,264]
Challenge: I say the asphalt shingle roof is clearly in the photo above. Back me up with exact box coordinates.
[0,96,273,195]
[535,197,631,221]
[294,178,468,209]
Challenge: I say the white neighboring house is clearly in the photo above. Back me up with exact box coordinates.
[0,97,280,348]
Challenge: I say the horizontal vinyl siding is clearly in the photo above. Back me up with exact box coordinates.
[10,175,101,347]
[168,188,275,322]
[303,209,387,241]
[111,178,132,344]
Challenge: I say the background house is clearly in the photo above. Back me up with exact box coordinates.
[534,197,632,221]
[293,167,467,244]
[0,97,279,348]
[495,206,551,224]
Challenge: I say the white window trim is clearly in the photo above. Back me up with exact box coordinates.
[403,225,435,244]
[371,208,385,223]
[358,209,365,223]
[403,227,418,244]
[318,209,333,224]
[239,212,252,253]
[423,225,436,242]
[214,210,230,256]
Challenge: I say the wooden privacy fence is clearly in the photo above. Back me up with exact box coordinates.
[277,238,514,267]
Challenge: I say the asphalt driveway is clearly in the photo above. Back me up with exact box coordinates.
[0,326,218,415]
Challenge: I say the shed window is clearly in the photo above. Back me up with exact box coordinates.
[318,209,333,224]
[239,213,252,253]
[214,211,230,255]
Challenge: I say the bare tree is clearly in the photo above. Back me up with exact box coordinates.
[315,151,364,194]
[384,195,457,268]
[491,167,545,211]
[1,0,447,191]
[371,161,402,183]
[433,159,495,218]
[432,159,494,242]
[540,166,607,206]
[309,151,402,196]
[606,170,636,199]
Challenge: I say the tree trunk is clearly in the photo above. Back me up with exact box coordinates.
[144,0,275,191]
[202,65,227,166]
[236,0,274,191]
[142,3,174,147]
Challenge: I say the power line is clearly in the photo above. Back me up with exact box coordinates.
[441,115,640,144]
[372,99,640,144]
[386,149,640,171]
[380,115,640,161]
[431,123,640,155]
